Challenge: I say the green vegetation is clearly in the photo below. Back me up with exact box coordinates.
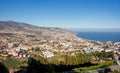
[73,61,114,72]
[0,51,116,73]
[91,51,113,61]
[48,53,91,65]
[1,58,27,69]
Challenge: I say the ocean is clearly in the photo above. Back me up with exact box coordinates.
[76,32,120,42]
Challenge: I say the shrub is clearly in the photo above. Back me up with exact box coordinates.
[73,61,114,72]
[1,58,21,69]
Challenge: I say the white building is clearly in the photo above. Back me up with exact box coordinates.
[105,49,113,52]
[42,51,54,58]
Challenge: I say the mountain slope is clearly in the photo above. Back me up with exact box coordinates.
[0,21,74,36]
[0,21,85,49]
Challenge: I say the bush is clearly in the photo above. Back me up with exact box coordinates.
[73,61,114,72]
[1,58,21,69]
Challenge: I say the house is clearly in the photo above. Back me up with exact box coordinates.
[18,45,32,50]
[18,53,30,58]
[114,42,120,48]
[105,49,113,52]
[6,49,18,56]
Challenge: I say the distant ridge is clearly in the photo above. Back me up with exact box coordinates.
[0,21,72,33]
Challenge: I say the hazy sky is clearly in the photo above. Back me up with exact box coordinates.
[0,0,120,29]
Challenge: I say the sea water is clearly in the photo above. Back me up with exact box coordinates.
[77,32,120,42]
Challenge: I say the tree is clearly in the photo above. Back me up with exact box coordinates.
[0,62,9,73]
[26,57,54,73]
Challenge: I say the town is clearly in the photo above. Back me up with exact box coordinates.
[0,21,120,73]
[0,36,120,60]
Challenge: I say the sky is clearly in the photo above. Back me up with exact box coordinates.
[0,0,120,29]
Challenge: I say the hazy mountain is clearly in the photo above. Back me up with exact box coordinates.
[0,21,73,35]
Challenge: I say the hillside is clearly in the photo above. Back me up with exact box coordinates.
[0,21,73,34]
[0,21,120,73]
[0,21,85,49]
